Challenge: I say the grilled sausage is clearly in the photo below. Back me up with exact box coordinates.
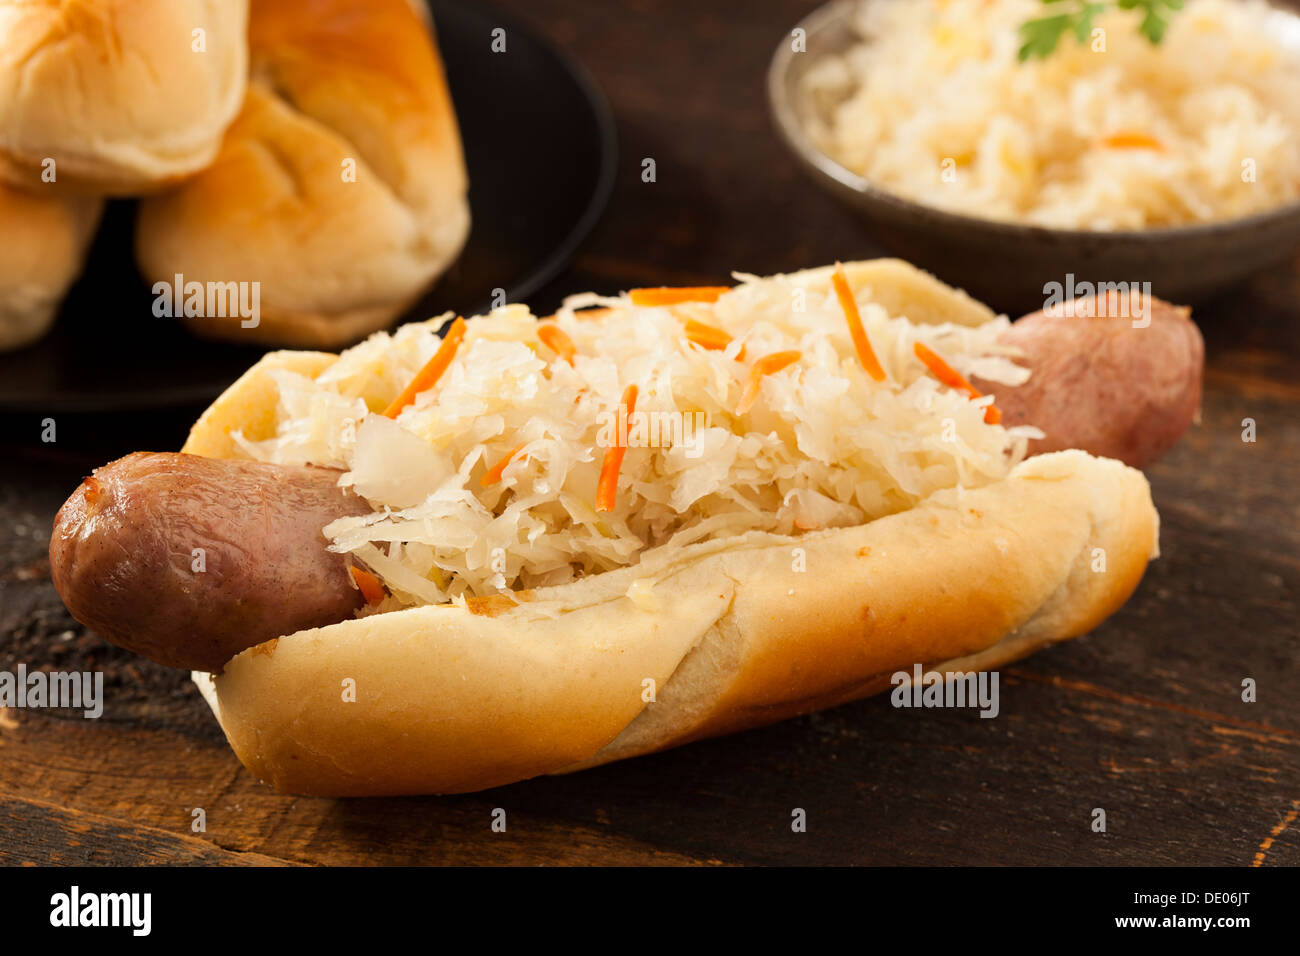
[977,294,1203,468]
[50,452,370,672]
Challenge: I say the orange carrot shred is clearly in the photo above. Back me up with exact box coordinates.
[350,566,386,605]
[831,265,887,382]
[481,443,528,487]
[595,384,638,513]
[913,341,1002,425]
[628,286,730,307]
[383,317,467,418]
[914,342,978,397]
[537,324,577,365]
[683,318,746,361]
[683,318,732,349]
[736,350,802,416]
[1100,133,1164,151]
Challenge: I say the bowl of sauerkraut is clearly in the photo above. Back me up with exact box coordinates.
[770,0,1300,312]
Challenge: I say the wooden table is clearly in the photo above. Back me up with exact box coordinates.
[2,0,1297,866]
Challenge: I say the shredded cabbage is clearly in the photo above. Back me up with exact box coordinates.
[803,0,1300,229]
[231,272,1038,605]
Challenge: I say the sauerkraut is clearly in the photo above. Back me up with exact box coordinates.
[231,269,1038,606]
[803,0,1300,229]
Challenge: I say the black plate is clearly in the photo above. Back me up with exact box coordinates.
[0,0,616,413]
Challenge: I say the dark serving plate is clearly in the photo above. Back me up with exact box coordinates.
[0,0,616,413]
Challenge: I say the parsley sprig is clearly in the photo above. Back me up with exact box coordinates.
[1018,0,1185,62]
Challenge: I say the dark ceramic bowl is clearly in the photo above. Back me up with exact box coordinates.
[769,0,1300,315]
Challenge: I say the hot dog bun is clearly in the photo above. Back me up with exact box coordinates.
[183,260,1159,796]
[193,448,1153,796]
[135,0,470,348]
[0,0,248,194]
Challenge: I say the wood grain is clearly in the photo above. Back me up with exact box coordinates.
[0,0,1297,866]
[0,795,299,866]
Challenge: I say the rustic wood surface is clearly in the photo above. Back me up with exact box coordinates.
[1,0,1298,866]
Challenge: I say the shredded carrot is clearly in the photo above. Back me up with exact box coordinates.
[736,350,802,415]
[913,342,1002,425]
[683,318,731,349]
[831,265,887,382]
[682,318,746,360]
[537,324,576,365]
[481,443,528,487]
[383,317,467,418]
[595,384,638,513]
[1100,133,1164,151]
[914,342,978,397]
[628,286,730,307]
[350,566,386,605]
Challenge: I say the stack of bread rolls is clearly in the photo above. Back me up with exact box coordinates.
[0,0,469,352]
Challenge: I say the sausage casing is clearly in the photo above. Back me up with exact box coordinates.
[50,452,371,672]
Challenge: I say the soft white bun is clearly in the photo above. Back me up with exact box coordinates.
[0,184,102,351]
[136,0,470,348]
[0,0,248,194]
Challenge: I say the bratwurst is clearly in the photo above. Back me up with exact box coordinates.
[50,452,371,671]
[49,295,1203,672]
[977,294,1204,468]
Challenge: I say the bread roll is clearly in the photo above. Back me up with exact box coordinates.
[135,0,471,348]
[0,0,248,194]
[0,184,102,351]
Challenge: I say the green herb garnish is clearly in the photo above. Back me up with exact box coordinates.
[1018,0,1185,62]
